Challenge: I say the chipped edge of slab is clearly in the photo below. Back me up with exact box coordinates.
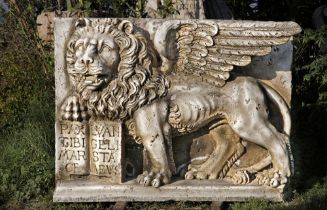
[53,179,284,202]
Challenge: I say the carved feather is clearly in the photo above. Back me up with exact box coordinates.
[154,20,301,86]
[217,46,272,56]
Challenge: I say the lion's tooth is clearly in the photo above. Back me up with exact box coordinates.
[85,80,93,84]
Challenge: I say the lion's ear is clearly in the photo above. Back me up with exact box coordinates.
[75,18,91,28]
[118,20,134,34]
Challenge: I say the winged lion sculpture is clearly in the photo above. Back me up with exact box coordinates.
[60,18,301,188]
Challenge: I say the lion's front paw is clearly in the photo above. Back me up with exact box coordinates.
[136,171,171,188]
[61,95,88,121]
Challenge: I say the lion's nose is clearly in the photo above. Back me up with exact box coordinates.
[80,56,94,65]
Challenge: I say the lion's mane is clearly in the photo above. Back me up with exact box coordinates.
[66,19,169,120]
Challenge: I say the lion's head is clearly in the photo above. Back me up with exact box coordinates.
[66,18,169,120]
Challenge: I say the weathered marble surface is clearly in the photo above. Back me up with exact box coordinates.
[54,179,285,202]
[54,17,300,202]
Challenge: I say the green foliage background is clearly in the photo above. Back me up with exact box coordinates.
[0,0,55,202]
[0,0,327,209]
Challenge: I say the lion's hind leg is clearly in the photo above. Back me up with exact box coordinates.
[224,78,291,187]
[229,116,291,187]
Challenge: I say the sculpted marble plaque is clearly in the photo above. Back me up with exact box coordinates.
[54,17,301,202]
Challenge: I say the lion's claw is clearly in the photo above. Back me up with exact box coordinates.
[151,178,161,188]
[136,174,145,184]
[136,171,170,188]
[185,171,195,180]
[196,171,208,180]
[185,170,208,180]
[231,170,251,184]
[255,169,287,188]
[143,176,152,186]
[61,95,88,121]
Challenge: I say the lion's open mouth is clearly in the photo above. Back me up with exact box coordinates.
[84,75,107,90]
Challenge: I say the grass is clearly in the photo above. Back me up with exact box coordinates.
[231,178,327,210]
[0,88,55,202]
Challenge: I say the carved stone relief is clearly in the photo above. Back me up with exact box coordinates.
[54,17,301,201]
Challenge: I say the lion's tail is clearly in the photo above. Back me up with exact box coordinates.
[260,82,294,174]
[261,83,291,136]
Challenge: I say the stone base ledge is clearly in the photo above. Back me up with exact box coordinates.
[53,179,284,202]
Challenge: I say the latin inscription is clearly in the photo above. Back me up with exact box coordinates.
[56,121,89,176]
[89,120,123,183]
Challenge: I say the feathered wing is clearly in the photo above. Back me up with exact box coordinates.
[154,20,301,86]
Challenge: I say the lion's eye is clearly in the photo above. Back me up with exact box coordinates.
[99,44,112,53]
[74,39,85,50]
[75,43,84,50]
